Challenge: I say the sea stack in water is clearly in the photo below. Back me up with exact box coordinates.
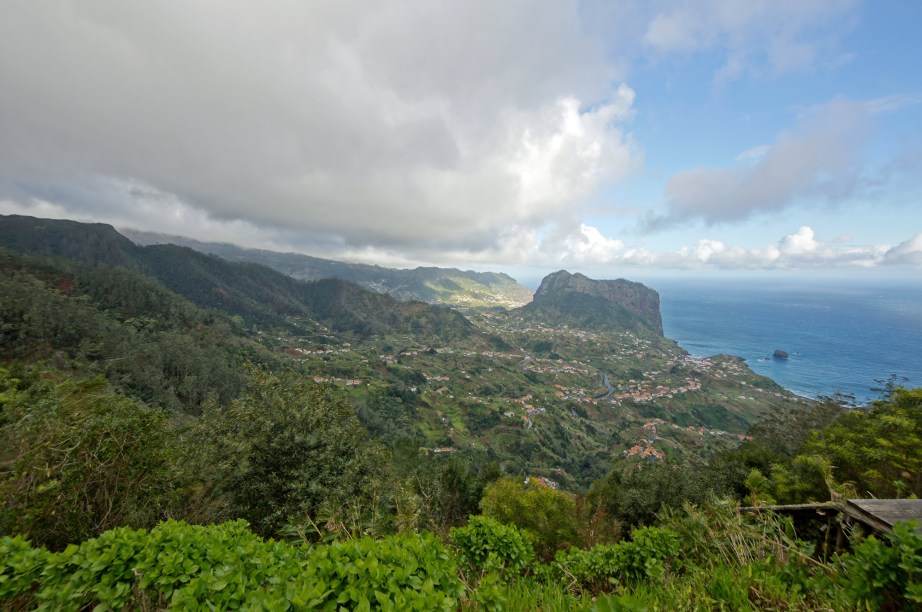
[773,350,789,359]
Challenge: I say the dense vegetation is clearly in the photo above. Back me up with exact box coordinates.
[0,248,260,412]
[2,507,920,609]
[1,215,920,608]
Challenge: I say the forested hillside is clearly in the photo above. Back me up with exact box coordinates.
[0,248,260,412]
[0,215,481,341]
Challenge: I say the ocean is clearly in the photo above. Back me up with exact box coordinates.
[654,278,922,404]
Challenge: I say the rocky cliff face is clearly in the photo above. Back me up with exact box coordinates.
[534,270,663,334]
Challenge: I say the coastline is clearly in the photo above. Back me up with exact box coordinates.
[656,279,922,405]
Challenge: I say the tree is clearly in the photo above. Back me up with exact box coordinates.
[479,477,578,559]
[590,459,716,528]
[411,454,499,535]
[802,387,922,498]
[0,370,175,549]
[186,370,389,538]
[743,455,831,506]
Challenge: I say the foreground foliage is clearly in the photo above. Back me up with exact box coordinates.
[3,507,920,610]
[804,387,922,499]
[184,369,390,538]
[0,372,176,550]
[0,520,461,610]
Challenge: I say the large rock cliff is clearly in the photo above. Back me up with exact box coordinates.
[532,270,663,334]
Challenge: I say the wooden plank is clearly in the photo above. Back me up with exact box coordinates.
[741,503,839,513]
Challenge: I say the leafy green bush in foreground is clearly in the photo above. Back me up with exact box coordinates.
[450,515,535,578]
[1,520,460,610]
[3,512,921,610]
[841,521,922,610]
[551,526,680,594]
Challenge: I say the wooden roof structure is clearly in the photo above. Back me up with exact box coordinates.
[741,498,922,534]
[842,499,922,534]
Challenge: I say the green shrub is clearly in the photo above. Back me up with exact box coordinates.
[450,515,535,577]
[0,535,50,606]
[34,525,150,609]
[553,545,622,594]
[840,521,922,610]
[0,520,463,610]
[620,526,681,581]
[132,520,302,609]
[287,531,462,610]
[479,477,578,559]
[552,526,679,594]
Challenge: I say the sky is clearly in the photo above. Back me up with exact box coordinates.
[1,0,921,284]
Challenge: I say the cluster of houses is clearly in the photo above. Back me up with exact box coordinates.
[553,383,589,400]
[608,341,657,363]
[423,373,450,383]
[624,443,666,460]
[501,394,547,422]
[624,416,755,461]
[610,378,702,404]
[460,349,523,360]
[644,417,752,440]
[286,346,352,357]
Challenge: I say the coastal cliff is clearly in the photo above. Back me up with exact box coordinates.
[525,270,664,335]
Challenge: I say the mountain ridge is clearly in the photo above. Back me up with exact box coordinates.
[0,215,478,342]
[121,229,533,309]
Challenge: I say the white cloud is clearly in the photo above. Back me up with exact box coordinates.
[0,0,640,250]
[779,226,819,254]
[1,0,911,277]
[643,0,860,81]
[649,98,874,228]
[666,226,900,270]
[507,89,638,221]
[0,1,863,257]
[735,145,770,163]
[864,94,922,114]
[0,0,639,255]
[884,233,922,266]
[333,223,919,272]
[556,223,626,264]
